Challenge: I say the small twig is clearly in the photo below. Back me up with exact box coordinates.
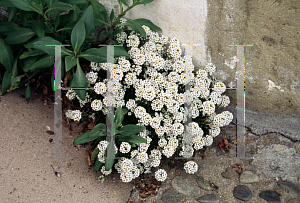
[61,97,82,110]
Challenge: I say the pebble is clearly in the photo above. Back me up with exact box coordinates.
[161,188,184,203]
[259,190,281,203]
[196,194,220,203]
[171,175,202,197]
[278,180,300,197]
[239,171,259,183]
[221,167,237,179]
[191,175,218,191]
[233,185,252,201]
[287,197,300,203]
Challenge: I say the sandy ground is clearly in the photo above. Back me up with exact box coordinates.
[0,88,133,203]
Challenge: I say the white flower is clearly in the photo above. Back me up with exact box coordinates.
[94,82,106,95]
[65,110,82,121]
[158,138,167,148]
[204,63,216,75]
[136,152,148,163]
[121,159,134,172]
[220,95,231,108]
[66,89,76,100]
[101,166,112,176]
[120,142,131,153]
[91,62,100,71]
[201,101,215,116]
[120,171,133,182]
[91,99,102,111]
[86,71,98,84]
[204,135,214,146]
[172,123,184,136]
[184,161,198,174]
[209,127,221,137]
[155,169,167,181]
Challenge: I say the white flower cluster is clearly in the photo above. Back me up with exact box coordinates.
[65,110,82,121]
[67,25,234,183]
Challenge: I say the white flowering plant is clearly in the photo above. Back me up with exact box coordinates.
[68,23,233,183]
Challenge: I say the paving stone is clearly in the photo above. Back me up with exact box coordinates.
[239,171,260,183]
[278,180,300,197]
[184,198,199,203]
[171,175,202,197]
[259,190,281,203]
[287,197,300,203]
[191,175,218,191]
[233,185,252,201]
[196,194,220,203]
[161,188,184,203]
[221,167,237,179]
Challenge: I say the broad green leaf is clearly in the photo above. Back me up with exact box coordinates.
[71,20,85,53]
[25,85,31,101]
[25,36,66,56]
[53,14,60,30]
[8,0,36,12]
[5,28,35,45]
[61,0,87,4]
[30,1,43,14]
[93,159,103,172]
[21,19,36,29]
[105,142,115,171]
[1,71,12,96]
[90,0,107,26]
[112,28,123,36]
[85,34,96,42]
[65,56,77,72]
[134,18,162,32]
[0,0,14,7]
[110,9,114,23]
[0,38,14,72]
[90,123,107,138]
[58,7,78,28]
[7,7,19,21]
[11,74,25,86]
[126,18,146,39]
[115,106,123,128]
[73,132,95,146]
[32,20,45,37]
[23,55,54,72]
[0,21,21,36]
[46,2,74,15]
[102,31,109,37]
[116,134,147,144]
[73,59,87,101]
[117,124,146,136]
[19,50,43,59]
[79,46,128,63]
[136,0,154,5]
[91,148,99,161]
[79,5,94,36]
[119,0,128,6]
[23,56,38,72]
[46,0,58,7]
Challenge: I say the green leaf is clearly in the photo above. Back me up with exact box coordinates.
[73,59,87,101]
[11,74,25,86]
[119,0,128,6]
[0,38,14,72]
[90,123,107,137]
[90,0,107,26]
[0,0,14,7]
[126,18,146,39]
[134,18,161,32]
[116,134,147,144]
[110,9,114,23]
[24,36,66,56]
[65,56,77,72]
[79,5,94,36]
[105,142,115,171]
[30,1,44,14]
[22,56,38,72]
[93,159,103,172]
[5,28,35,45]
[80,46,129,63]
[112,28,123,36]
[1,71,12,96]
[115,106,123,128]
[46,2,74,15]
[73,132,94,146]
[102,31,109,37]
[71,20,85,53]
[7,7,19,22]
[23,55,54,72]
[19,50,43,59]
[117,124,146,136]
[53,14,60,30]
[91,148,99,161]
[136,0,154,5]
[21,19,36,29]
[32,20,45,37]
[61,0,87,4]
[0,21,21,36]
[46,0,58,7]
[25,85,31,101]
[8,0,36,11]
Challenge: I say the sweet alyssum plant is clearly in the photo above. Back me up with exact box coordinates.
[68,24,233,183]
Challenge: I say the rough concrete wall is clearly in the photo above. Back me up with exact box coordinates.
[205,0,300,114]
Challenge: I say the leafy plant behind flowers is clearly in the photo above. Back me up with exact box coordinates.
[0,0,159,101]
[67,26,234,182]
